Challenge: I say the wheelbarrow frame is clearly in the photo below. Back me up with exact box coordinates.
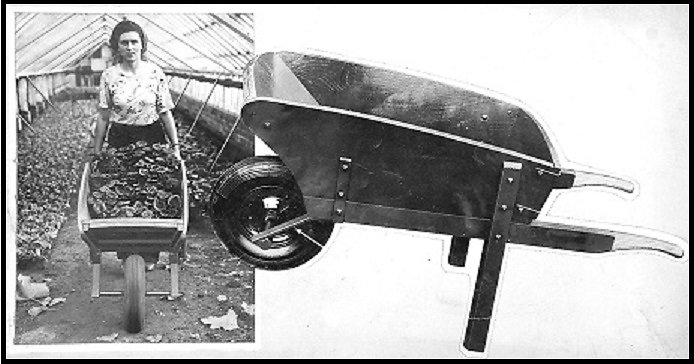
[77,159,189,330]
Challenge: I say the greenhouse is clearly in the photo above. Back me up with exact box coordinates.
[12,12,258,345]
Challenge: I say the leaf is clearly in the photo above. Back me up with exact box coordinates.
[200,309,239,331]
[241,302,255,316]
[27,306,47,317]
[145,334,163,343]
[17,275,50,300]
[96,333,119,342]
[48,297,67,306]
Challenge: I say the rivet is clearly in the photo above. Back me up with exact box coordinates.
[507,110,512,115]
[500,204,508,211]
[507,177,514,183]
[335,208,343,215]
[342,164,349,171]
[495,234,502,240]
[337,191,345,198]
[263,121,271,128]
[481,114,488,121]
[537,170,544,176]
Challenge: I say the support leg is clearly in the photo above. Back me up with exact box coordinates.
[169,250,180,297]
[448,236,470,267]
[90,249,101,298]
[91,264,101,298]
[463,162,522,353]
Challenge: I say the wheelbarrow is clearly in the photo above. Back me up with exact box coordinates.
[77,159,189,333]
[209,50,688,353]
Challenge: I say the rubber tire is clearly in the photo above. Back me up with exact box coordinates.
[209,156,334,270]
[123,254,146,333]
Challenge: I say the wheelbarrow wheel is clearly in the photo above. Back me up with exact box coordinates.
[123,254,146,333]
[210,156,334,270]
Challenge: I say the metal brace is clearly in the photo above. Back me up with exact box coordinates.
[463,161,523,353]
[332,157,352,223]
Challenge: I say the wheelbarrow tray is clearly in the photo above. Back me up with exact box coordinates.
[240,51,583,228]
[77,161,189,256]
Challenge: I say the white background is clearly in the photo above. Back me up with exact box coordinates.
[6,4,689,358]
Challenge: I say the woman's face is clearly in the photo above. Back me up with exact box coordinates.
[118,31,142,63]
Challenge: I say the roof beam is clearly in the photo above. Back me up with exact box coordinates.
[191,14,248,64]
[15,13,38,33]
[16,16,106,70]
[210,14,253,45]
[163,68,242,88]
[35,35,106,74]
[16,14,77,52]
[59,40,107,70]
[146,49,180,69]
[168,14,245,70]
[136,14,232,72]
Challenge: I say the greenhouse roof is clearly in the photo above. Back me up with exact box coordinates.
[14,12,254,81]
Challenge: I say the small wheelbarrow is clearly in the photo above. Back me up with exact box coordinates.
[77,160,189,333]
[210,51,688,353]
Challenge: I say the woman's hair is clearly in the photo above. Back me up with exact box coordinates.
[109,20,148,62]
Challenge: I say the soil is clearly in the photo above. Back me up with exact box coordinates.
[13,197,255,345]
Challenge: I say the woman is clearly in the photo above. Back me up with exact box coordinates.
[93,20,185,267]
[94,20,181,157]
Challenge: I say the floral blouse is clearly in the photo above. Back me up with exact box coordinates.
[99,62,174,125]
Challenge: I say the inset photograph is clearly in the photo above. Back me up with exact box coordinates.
[13,12,256,344]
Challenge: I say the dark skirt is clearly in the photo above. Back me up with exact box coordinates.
[107,122,167,148]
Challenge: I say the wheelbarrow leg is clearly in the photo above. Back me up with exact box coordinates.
[169,250,180,297]
[463,162,522,353]
[90,249,102,298]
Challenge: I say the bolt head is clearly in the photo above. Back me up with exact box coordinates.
[335,209,343,215]
[500,204,508,211]
[495,234,502,240]
[507,177,514,183]
[263,121,271,128]
[338,191,345,198]
[481,114,488,121]
[341,164,349,171]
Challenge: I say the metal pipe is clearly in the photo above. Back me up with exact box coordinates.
[173,74,193,109]
[26,76,58,112]
[186,72,222,136]
[163,68,242,89]
[209,115,242,170]
[17,114,36,133]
